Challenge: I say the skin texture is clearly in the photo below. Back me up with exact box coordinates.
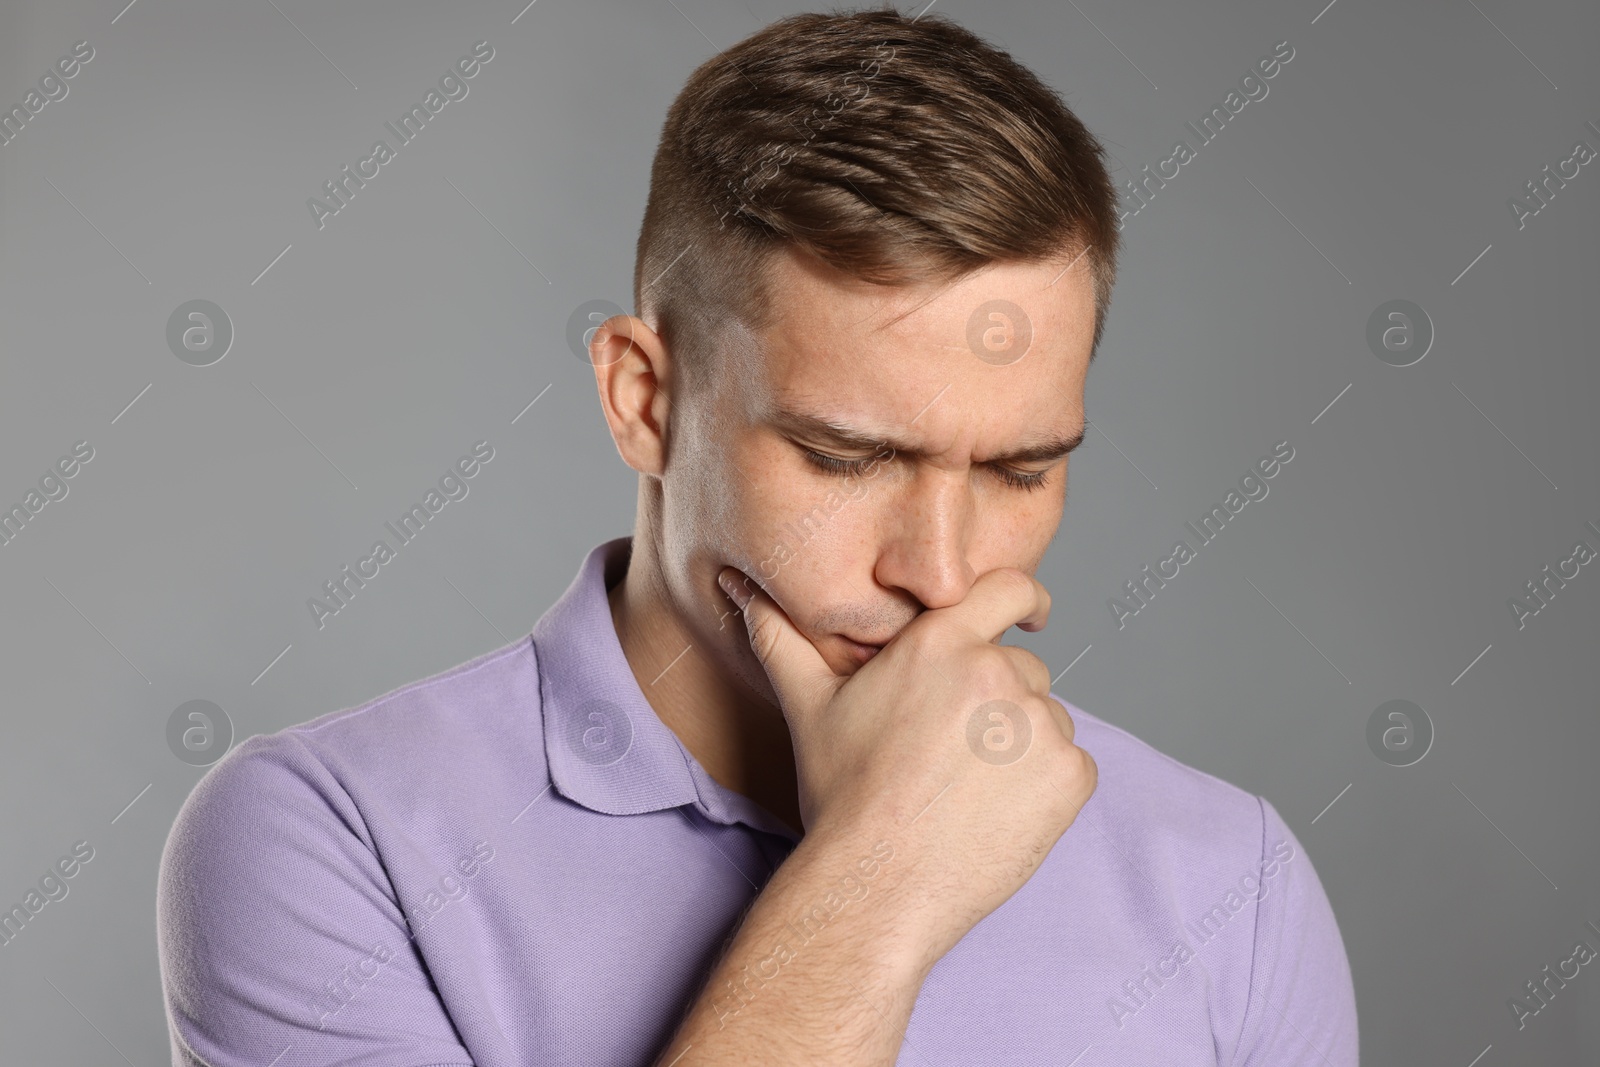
[591,245,1097,836]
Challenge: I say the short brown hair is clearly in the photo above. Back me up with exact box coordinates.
[633,6,1121,392]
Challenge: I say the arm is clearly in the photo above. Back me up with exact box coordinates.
[649,826,933,1067]
[156,732,477,1067]
[668,566,1097,1066]
[1233,797,1359,1067]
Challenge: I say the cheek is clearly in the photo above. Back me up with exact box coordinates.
[1008,486,1064,538]
[663,405,758,530]
[750,473,886,580]
[700,455,752,532]
[961,478,1064,563]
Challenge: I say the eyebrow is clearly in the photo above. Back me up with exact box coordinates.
[767,405,1086,465]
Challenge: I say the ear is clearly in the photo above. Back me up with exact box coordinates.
[591,314,674,477]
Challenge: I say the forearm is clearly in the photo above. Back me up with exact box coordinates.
[651,828,932,1067]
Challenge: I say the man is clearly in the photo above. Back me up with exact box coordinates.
[157,9,1357,1066]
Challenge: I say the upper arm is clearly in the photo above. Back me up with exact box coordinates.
[1232,796,1359,1067]
[156,733,477,1067]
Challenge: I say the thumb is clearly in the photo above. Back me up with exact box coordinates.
[718,567,836,719]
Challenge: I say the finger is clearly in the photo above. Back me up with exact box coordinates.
[718,567,837,720]
[998,645,1053,697]
[914,566,1051,648]
[1038,691,1077,744]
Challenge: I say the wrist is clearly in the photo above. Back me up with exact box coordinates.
[780,824,937,984]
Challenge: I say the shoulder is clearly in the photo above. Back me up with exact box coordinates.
[1054,694,1269,862]
[164,635,544,872]
[1045,697,1358,1063]
[281,635,543,768]
[155,647,521,1064]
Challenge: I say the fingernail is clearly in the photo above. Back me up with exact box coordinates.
[717,569,747,607]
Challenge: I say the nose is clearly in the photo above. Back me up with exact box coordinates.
[872,466,978,611]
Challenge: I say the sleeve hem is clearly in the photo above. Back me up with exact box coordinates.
[1225,793,1272,1066]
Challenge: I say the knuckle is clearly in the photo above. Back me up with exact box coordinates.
[748,614,778,663]
[968,647,1019,692]
[1014,696,1047,737]
[1034,695,1065,734]
[993,565,1036,602]
[1074,745,1098,786]
[1015,646,1047,671]
[1012,647,1051,690]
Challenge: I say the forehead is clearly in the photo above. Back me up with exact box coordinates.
[740,248,1097,432]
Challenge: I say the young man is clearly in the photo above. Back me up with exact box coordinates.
[158,9,1357,1066]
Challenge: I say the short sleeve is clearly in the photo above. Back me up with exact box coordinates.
[156,732,477,1067]
[1233,796,1359,1067]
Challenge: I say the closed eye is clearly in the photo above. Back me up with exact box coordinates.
[800,448,1052,492]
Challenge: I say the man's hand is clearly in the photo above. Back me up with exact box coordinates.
[719,565,1098,973]
[649,567,1097,1066]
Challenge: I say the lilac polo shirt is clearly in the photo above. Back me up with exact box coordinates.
[157,535,1358,1066]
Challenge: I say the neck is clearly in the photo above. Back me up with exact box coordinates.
[606,513,803,837]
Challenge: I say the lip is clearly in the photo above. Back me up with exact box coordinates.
[840,636,885,665]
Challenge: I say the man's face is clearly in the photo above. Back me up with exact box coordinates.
[658,246,1097,696]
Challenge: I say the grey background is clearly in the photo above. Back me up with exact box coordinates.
[1,0,1595,1063]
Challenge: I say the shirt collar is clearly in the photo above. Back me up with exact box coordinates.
[531,536,799,842]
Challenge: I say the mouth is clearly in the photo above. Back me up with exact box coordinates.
[839,635,887,665]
